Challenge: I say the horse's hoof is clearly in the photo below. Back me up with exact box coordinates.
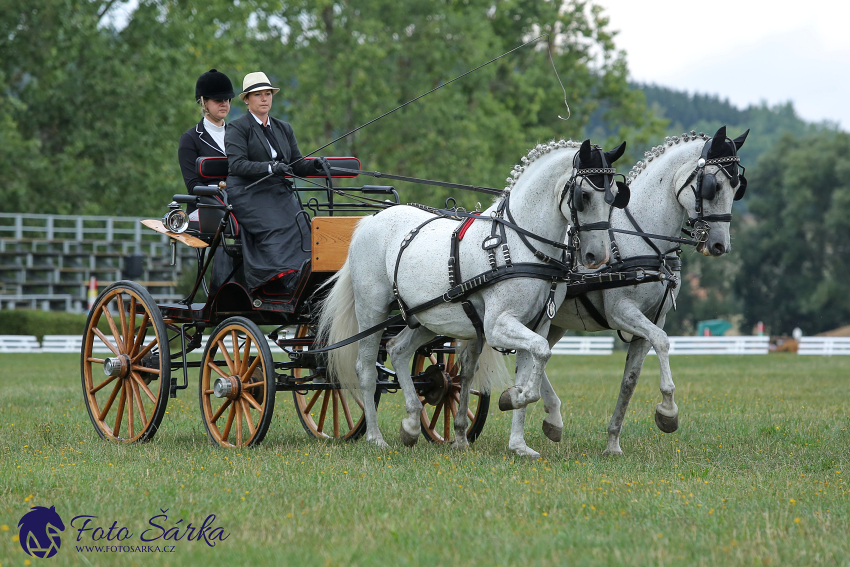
[498,387,519,411]
[510,445,541,459]
[602,447,623,457]
[399,423,419,447]
[542,421,563,442]
[654,410,679,433]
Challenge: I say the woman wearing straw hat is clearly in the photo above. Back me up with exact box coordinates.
[224,71,322,295]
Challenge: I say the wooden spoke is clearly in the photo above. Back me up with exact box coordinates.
[102,305,122,352]
[443,402,451,440]
[243,392,263,412]
[127,383,135,439]
[242,400,255,436]
[132,365,160,375]
[231,331,241,375]
[114,381,127,437]
[132,312,150,356]
[217,339,235,373]
[87,357,105,364]
[221,402,236,443]
[132,336,158,364]
[126,297,136,353]
[241,355,261,383]
[304,390,322,413]
[131,372,157,403]
[240,336,252,376]
[204,389,215,395]
[243,382,264,390]
[131,379,147,424]
[117,295,128,352]
[317,391,331,434]
[98,378,123,421]
[339,390,355,430]
[210,399,232,423]
[470,389,481,396]
[90,374,117,395]
[208,361,230,380]
[449,399,458,418]
[235,399,243,446]
[93,328,120,356]
[468,409,475,421]
[429,402,443,431]
[332,390,340,438]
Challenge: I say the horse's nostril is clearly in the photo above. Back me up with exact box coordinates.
[712,242,725,255]
[585,252,596,265]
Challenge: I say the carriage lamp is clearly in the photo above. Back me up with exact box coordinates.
[162,202,189,234]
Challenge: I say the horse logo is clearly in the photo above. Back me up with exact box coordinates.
[17,505,65,558]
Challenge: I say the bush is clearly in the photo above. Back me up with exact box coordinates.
[0,309,91,341]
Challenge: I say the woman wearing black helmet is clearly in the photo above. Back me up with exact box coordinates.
[177,69,235,195]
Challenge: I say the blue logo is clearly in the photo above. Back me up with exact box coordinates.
[18,505,65,558]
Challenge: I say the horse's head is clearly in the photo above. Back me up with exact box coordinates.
[562,139,629,268]
[675,125,749,256]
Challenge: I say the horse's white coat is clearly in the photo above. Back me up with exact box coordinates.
[480,132,744,458]
[317,141,616,448]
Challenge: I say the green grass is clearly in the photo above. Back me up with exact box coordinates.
[1,353,848,566]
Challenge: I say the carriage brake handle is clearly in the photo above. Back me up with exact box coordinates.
[172,194,197,204]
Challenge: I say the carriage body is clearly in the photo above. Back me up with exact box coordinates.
[80,157,490,447]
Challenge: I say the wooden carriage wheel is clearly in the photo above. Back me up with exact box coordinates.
[291,324,378,441]
[413,343,490,444]
[81,281,170,443]
[199,317,275,448]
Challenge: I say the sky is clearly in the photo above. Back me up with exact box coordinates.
[596,0,850,129]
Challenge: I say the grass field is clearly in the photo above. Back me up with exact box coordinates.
[1,352,848,566]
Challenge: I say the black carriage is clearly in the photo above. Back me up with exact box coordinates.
[80,157,490,447]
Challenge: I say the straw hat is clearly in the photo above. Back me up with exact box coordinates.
[239,72,280,101]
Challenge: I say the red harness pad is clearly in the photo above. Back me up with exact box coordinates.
[457,212,481,240]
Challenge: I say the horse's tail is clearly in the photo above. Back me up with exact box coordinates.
[459,340,512,394]
[316,220,371,397]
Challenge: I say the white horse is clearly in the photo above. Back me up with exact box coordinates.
[318,139,628,448]
[467,126,750,458]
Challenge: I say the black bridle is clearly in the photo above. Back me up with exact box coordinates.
[675,136,747,245]
[560,146,630,268]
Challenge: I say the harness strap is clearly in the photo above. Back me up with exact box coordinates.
[576,294,610,329]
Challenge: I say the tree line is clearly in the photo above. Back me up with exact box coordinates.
[2,1,846,335]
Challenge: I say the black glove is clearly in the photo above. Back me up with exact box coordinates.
[313,157,330,173]
[272,162,293,177]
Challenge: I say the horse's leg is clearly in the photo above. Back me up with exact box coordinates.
[607,304,678,434]
[386,326,436,447]
[508,325,566,457]
[355,330,388,448]
[602,336,652,456]
[489,316,551,410]
[451,340,481,450]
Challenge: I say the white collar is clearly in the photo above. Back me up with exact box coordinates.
[249,111,270,127]
[203,117,225,132]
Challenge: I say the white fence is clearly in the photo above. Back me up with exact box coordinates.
[1,335,279,354]
[648,336,770,355]
[797,337,850,356]
[551,336,614,355]
[2,334,847,356]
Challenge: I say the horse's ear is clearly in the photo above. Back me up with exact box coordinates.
[733,128,750,150]
[579,139,592,164]
[709,125,727,157]
[605,141,627,164]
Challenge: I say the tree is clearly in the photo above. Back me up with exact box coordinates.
[733,130,850,335]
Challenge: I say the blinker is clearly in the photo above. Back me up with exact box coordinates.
[572,182,584,212]
[700,173,717,200]
[734,175,747,200]
[608,181,631,209]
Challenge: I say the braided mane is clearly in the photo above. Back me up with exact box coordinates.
[502,139,582,197]
[625,130,711,185]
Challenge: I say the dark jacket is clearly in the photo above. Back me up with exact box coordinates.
[223,112,320,292]
[178,119,226,196]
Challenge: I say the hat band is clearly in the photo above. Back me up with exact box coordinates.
[243,82,274,92]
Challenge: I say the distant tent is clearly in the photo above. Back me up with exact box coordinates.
[696,319,732,336]
[816,325,850,337]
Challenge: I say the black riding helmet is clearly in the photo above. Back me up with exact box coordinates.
[195,69,235,101]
